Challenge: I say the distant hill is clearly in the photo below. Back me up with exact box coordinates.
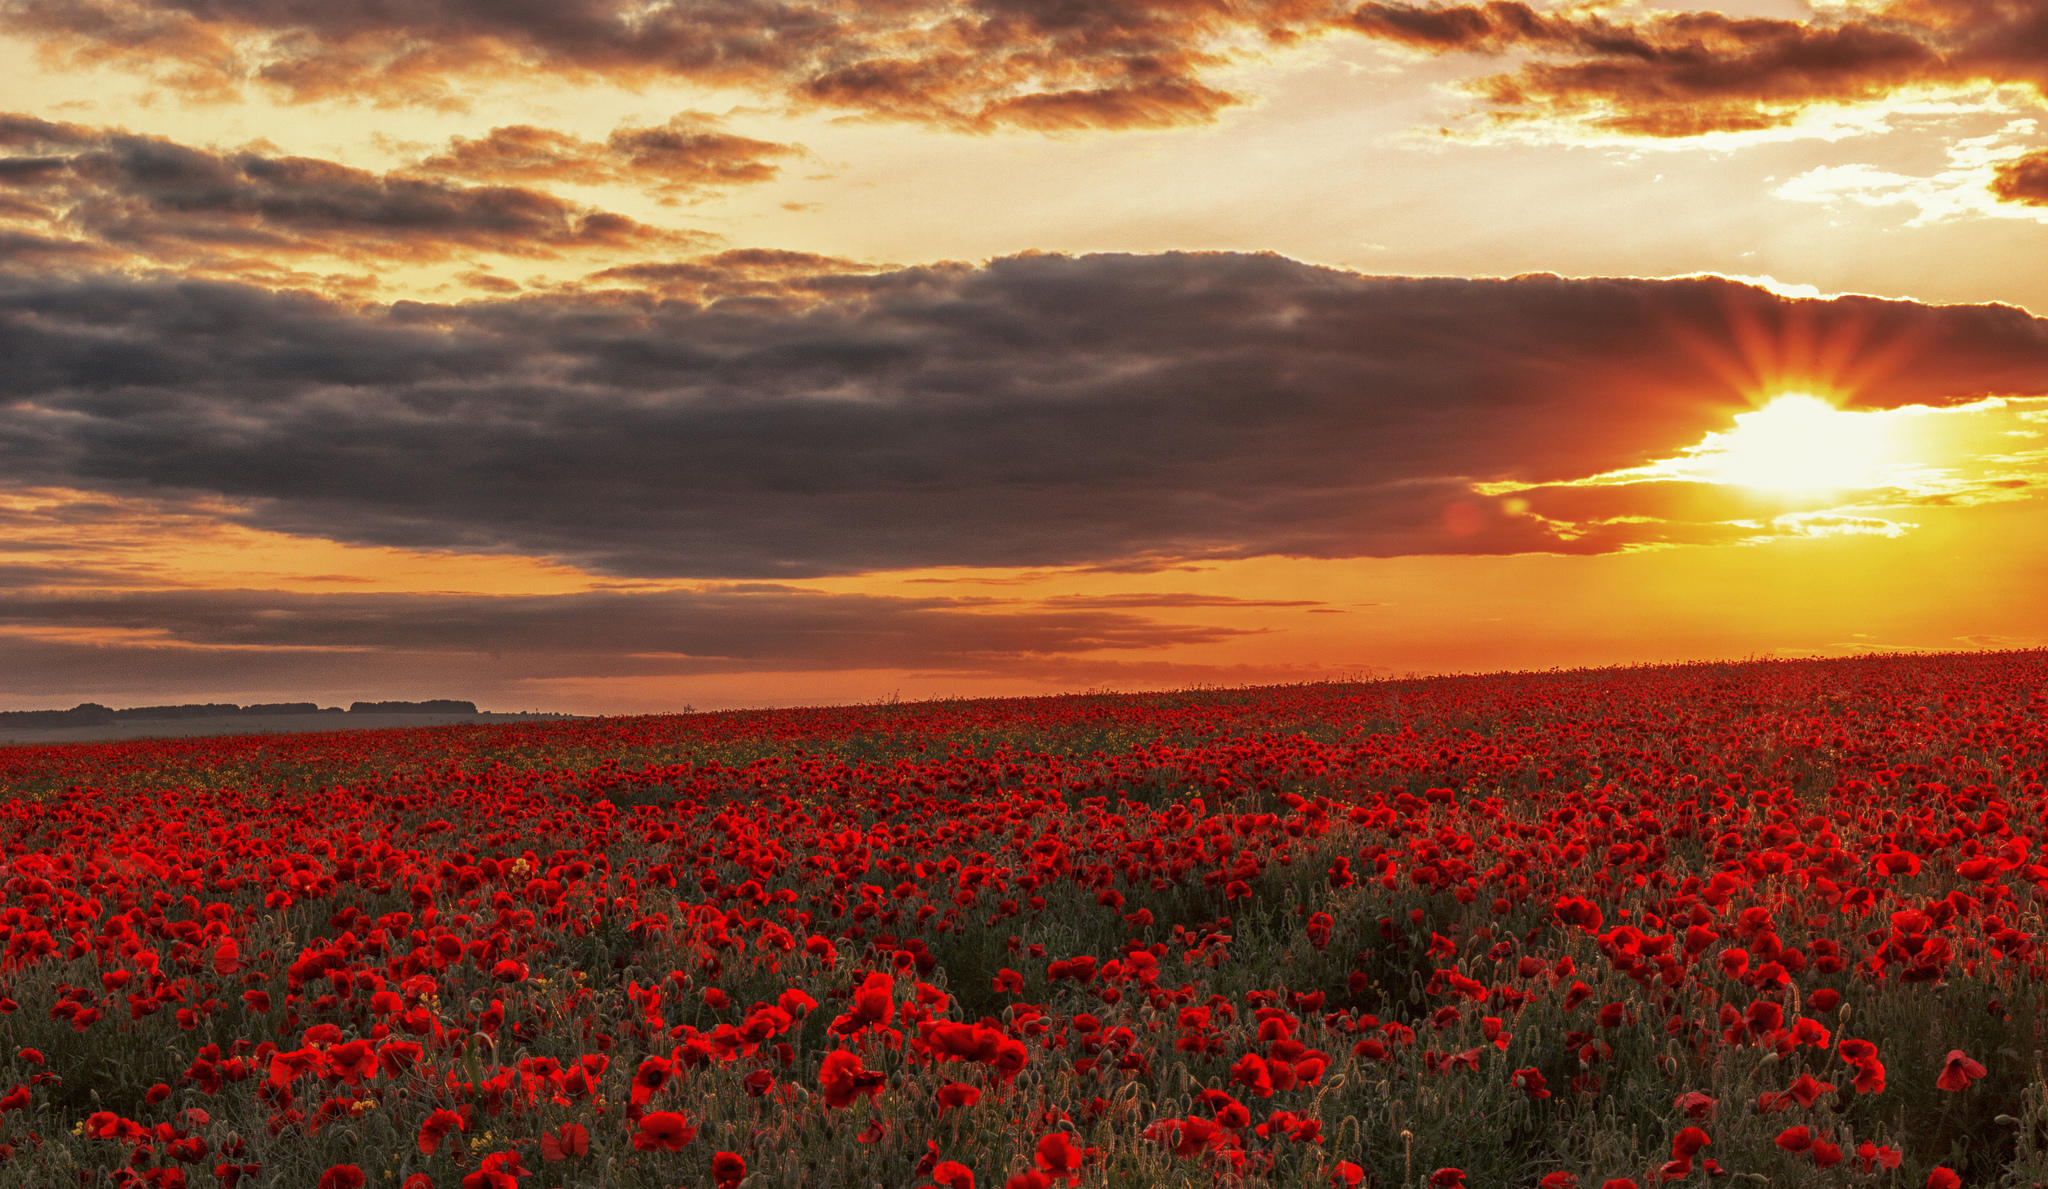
[0,699,479,728]
[346,700,478,715]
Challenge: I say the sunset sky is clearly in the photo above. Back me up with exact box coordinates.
[4,0,2048,713]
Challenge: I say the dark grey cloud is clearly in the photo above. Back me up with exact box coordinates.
[0,113,699,273]
[6,252,2048,578]
[0,584,1250,673]
[0,632,1335,714]
[0,227,122,267]
[0,561,165,587]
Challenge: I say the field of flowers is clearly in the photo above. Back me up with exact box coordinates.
[5,651,2048,1188]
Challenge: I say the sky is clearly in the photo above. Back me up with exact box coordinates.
[3,0,2048,713]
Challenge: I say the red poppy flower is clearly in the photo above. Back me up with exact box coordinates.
[377,1040,424,1077]
[317,1168,365,1189]
[1034,1133,1092,1185]
[461,1151,528,1189]
[417,1109,464,1156]
[712,1151,747,1188]
[539,1123,588,1162]
[324,1040,377,1084]
[1928,1169,1961,1189]
[1785,1074,1833,1106]
[1230,1052,1274,1097]
[631,1054,673,1110]
[1150,1115,1227,1158]
[1856,1141,1903,1172]
[1554,897,1602,932]
[632,1111,698,1151]
[853,972,896,1025]
[1937,1050,1986,1091]
[818,1049,885,1108]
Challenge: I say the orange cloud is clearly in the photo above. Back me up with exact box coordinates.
[1991,148,2048,205]
[1346,0,2048,138]
[0,0,1339,130]
[586,248,880,303]
[415,114,799,194]
[14,0,2047,138]
[8,0,2048,138]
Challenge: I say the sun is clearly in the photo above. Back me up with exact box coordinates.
[1683,392,1900,494]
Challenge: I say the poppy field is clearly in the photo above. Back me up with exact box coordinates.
[5,652,2048,1189]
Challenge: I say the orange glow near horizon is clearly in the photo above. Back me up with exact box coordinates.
[3,387,2046,715]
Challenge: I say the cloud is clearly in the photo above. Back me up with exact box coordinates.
[1345,0,2048,139]
[0,0,1336,130]
[0,584,1252,675]
[586,247,880,302]
[414,114,800,195]
[0,226,121,266]
[4,252,2048,578]
[1037,593,1326,610]
[1509,479,1847,529]
[1760,121,2048,226]
[0,572,1342,709]
[8,0,2048,139]
[1992,148,2048,205]
[0,113,701,276]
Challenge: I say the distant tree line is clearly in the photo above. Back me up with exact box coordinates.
[0,700,478,727]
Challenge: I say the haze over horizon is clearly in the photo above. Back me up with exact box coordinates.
[5,0,2048,715]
